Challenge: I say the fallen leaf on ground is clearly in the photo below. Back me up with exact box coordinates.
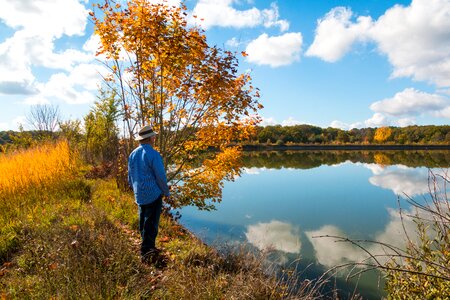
[159,236,170,243]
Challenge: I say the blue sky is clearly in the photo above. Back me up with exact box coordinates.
[1,0,449,131]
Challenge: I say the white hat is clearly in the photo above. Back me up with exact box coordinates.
[135,125,157,141]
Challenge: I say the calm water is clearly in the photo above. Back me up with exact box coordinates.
[177,150,450,299]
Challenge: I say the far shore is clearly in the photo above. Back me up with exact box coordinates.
[241,144,450,151]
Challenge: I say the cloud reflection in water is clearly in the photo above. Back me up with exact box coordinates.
[245,220,301,254]
[304,204,443,268]
[237,163,448,272]
[368,166,429,197]
[304,225,367,268]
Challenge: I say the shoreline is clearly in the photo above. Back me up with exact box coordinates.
[241,144,450,151]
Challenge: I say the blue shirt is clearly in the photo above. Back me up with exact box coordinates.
[128,144,170,205]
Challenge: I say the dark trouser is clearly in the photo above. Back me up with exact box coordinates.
[138,195,163,256]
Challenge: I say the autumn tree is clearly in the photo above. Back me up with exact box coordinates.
[92,0,261,209]
[374,126,392,143]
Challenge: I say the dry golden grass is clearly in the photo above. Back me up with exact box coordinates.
[0,141,75,197]
[0,140,80,264]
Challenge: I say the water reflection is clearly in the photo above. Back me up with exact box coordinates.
[305,207,417,268]
[243,167,265,175]
[368,166,429,196]
[305,225,367,268]
[242,150,450,169]
[245,220,301,254]
[240,205,419,269]
[179,150,450,299]
[362,163,385,175]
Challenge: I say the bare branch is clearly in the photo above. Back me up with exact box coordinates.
[26,104,60,133]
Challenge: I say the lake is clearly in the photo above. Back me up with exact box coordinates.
[177,150,450,299]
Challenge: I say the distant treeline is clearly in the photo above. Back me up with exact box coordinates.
[0,131,14,145]
[251,125,450,145]
[2,124,450,149]
[0,130,51,146]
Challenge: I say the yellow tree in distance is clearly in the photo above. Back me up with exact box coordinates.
[92,0,262,209]
[374,126,392,143]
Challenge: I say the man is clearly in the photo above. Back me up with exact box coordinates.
[128,125,170,264]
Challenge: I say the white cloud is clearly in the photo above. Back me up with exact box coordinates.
[260,117,277,126]
[83,34,101,55]
[330,120,348,130]
[42,75,93,105]
[261,3,289,32]
[0,116,40,131]
[69,63,106,91]
[260,116,312,126]
[12,116,27,129]
[305,7,372,62]
[11,32,92,71]
[436,106,450,118]
[0,0,94,97]
[246,33,302,67]
[330,120,363,130]
[0,0,88,38]
[0,81,37,96]
[24,63,105,105]
[364,113,390,127]
[0,33,37,95]
[245,220,301,253]
[397,117,416,127]
[281,117,302,126]
[366,88,450,126]
[24,95,50,105]
[437,88,450,96]
[149,0,181,7]
[370,88,449,116]
[307,0,450,87]
[332,88,449,129]
[191,0,289,31]
[370,0,450,87]
[226,37,241,48]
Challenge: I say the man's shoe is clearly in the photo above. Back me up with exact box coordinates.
[141,248,163,265]
[154,253,168,269]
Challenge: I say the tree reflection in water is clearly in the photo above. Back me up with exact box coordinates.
[242,150,450,170]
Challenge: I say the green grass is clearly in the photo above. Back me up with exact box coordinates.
[2,172,325,299]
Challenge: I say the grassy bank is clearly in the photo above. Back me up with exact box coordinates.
[0,142,325,299]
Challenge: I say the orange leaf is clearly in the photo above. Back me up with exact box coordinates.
[159,236,170,243]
